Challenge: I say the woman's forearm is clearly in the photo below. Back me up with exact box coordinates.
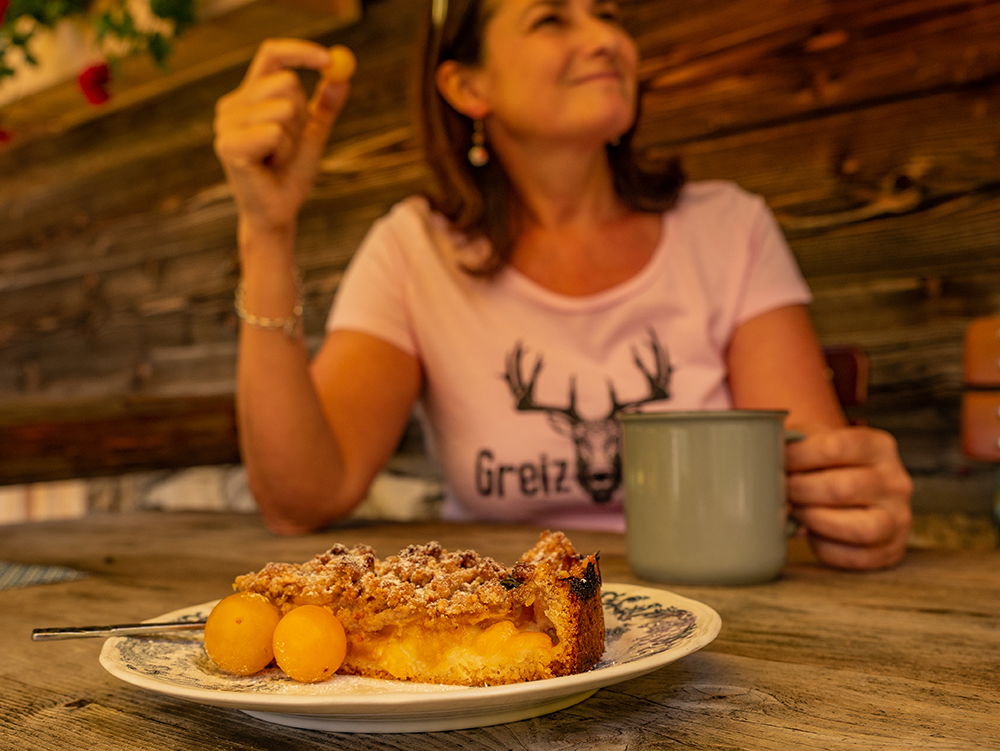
[235,227,357,533]
[213,38,365,532]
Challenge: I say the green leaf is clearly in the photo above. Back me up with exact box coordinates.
[149,0,195,31]
[94,11,114,41]
[147,33,170,67]
[116,8,139,38]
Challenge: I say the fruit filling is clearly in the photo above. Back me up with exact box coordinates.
[350,619,556,683]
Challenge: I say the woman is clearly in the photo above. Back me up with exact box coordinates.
[213,0,912,569]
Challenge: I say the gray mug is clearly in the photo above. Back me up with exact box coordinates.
[621,409,790,586]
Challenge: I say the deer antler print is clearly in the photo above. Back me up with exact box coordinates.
[503,342,582,423]
[500,331,673,505]
[608,328,673,416]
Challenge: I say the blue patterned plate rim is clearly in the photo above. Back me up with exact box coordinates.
[99,583,721,716]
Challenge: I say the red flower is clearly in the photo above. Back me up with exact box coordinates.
[0,0,9,24]
[78,63,112,105]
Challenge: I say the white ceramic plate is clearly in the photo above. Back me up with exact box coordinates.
[99,583,721,733]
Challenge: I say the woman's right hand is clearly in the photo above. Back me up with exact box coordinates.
[214,39,352,238]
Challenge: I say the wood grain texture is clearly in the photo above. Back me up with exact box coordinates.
[1,0,999,501]
[2,514,998,749]
[0,394,239,483]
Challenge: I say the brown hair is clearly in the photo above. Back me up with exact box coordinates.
[415,0,686,277]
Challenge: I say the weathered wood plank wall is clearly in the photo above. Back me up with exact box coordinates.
[1,0,998,511]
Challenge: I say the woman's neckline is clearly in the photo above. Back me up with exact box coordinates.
[498,210,671,309]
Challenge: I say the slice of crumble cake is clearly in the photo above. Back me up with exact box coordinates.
[233,530,604,686]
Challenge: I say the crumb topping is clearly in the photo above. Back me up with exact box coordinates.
[232,530,605,685]
[236,538,538,629]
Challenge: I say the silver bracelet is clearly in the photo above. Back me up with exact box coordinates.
[234,273,303,339]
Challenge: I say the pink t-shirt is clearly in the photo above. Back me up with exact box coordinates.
[327,180,811,532]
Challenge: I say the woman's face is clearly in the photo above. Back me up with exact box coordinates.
[470,0,639,148]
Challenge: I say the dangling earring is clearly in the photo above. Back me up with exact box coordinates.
[468,119,489,167]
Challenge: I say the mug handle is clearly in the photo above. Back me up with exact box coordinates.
[784,430,806,536]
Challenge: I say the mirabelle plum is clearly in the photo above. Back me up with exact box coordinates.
[323,45,357,84]
[204,592,281,676]
[272,605,347,683]
[473,620,519,659]
[503,630,554,656]
[473,621,553,660]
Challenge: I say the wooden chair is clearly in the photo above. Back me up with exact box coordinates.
[823,345,868,424]
[960,316,1000,541]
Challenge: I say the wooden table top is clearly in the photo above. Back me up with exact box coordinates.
[3,511,998,750]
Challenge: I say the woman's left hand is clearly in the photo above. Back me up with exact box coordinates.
[785,425,913,570]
